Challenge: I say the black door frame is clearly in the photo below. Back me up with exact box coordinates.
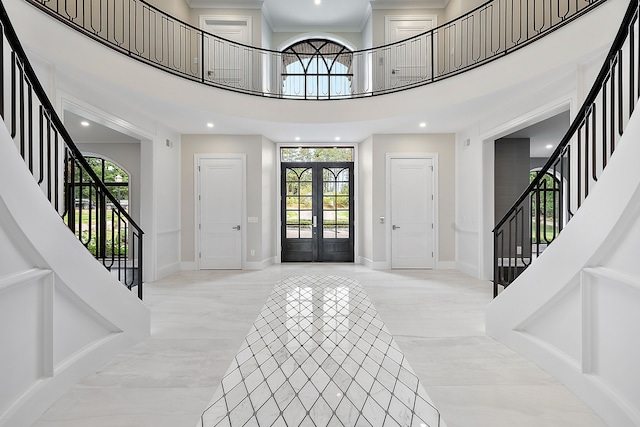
[281,162,354,262]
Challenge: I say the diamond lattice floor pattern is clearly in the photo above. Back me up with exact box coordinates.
[199,276,441,427]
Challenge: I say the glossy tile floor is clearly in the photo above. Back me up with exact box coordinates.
[34,265,607,427]
[199,275,440,427]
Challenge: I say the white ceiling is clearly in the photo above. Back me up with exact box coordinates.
[505,111,570,158]
[186,0,448,32]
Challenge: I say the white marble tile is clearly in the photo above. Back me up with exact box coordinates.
[32,266,605,427]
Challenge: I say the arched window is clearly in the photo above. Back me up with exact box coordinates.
[86,156,130,211]
[281,39,353,99]
[530,170,561,245]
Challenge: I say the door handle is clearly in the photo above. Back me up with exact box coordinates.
[232,225,241,230]
[393,225,400,230]
[313,216,317,228]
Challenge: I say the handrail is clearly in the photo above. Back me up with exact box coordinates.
[0,0,144,299]
[493,0,639,296]
[22,0,606,99]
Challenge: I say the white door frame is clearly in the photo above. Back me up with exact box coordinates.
[194,153,246,270]
[386,153,439,269]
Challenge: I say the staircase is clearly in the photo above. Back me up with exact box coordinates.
[488,0,640,424]
[0,2,150,426]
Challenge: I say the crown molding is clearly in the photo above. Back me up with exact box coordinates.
[370,0,448,10]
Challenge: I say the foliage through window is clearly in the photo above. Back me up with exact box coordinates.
[530,171,560,244]
[282,39,353,99]
[281,147,353,162]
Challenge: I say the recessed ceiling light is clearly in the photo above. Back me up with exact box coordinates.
[419,122,427,128]
[335,137,341,141]
[314,0,321,4]
[207,123,214,128]
[295,137,301,141]
[546,144,553,149]
[80,121,90,127]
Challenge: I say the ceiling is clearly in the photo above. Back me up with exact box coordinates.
[64,111,140,144]
[505,111,570,158]
[186,0,448,32]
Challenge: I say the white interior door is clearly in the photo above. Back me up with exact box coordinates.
[198,157,243,269]
[385,16,437,88]
[201,17,252,87]
[391,157,434,269]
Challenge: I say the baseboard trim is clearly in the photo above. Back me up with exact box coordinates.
[180,262,197,271]
[244,257,275,270]
[437,261,456,270]
[156,262,180,279]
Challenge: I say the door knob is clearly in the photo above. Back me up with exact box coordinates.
[232,225,241,230]
[392,225,400,230]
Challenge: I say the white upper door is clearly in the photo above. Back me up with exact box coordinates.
[391,157,435,269]
[385,16,437,88]
[198,157,243,269]
[201,17,252,88]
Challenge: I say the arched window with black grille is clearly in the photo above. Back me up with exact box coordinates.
[281,39,353,99]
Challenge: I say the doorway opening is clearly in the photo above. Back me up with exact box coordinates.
[280,147,354,262]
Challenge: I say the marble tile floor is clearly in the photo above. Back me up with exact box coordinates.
[33,265,607,427]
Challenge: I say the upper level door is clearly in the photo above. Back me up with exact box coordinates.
[390,157,435,268]
[385,16,437,88]
[198,157,243,269]
[281,162,354,262]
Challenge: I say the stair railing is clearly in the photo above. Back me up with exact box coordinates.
[21,0,605,98]
[493,0,639,297]
[0,0,144,299]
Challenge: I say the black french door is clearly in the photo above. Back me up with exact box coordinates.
[281,162,354,262]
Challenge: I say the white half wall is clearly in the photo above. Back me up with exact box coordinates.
[486,108,640,427]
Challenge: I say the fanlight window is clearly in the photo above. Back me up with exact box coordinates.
[282,39,353,99]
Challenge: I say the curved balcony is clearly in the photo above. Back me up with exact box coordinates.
[25,0,605,99]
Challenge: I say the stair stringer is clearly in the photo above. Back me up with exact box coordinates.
[0,122,150,427]
[486,108,640,426]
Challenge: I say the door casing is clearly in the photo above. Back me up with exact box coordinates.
[386,153,439,269]
[276,143,358,264]
[194,153,246,270]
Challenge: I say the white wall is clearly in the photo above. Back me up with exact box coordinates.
[153,128,182,279]
[367,133,456,268]
[261,137,277,267]
[486,107,640,427]
[358,136,374,264]
[180,135,271,268]
[0,123,149,427]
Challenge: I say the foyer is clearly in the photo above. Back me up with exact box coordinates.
[33,265,605,427]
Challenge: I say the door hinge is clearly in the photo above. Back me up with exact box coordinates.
[432,194,434,200]
[199,224,201,230]
[198,166,201,172]
[432,252,434,257]
[430,166,434,171]
[199,252,201,258]
[431,223,434,229]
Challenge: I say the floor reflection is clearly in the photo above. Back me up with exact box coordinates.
[200,276,441,427]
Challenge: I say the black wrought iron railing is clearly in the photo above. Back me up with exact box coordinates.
[0,0,144,298]
[23,0,605,99]
[493,0,639,297]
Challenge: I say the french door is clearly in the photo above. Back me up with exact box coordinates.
[281,162,354,262]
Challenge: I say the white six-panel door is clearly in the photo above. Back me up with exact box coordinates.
[390,157,435,269]
[198,156,243,269]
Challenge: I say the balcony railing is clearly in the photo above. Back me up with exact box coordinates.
[24,0,605,99]
[0,0,144,298]
[493,0,639,296]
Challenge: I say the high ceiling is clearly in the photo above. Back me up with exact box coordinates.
[186,0,448,31]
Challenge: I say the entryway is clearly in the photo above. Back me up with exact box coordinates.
[281,162,354,262]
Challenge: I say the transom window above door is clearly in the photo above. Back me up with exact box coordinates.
[281,147,353,162]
